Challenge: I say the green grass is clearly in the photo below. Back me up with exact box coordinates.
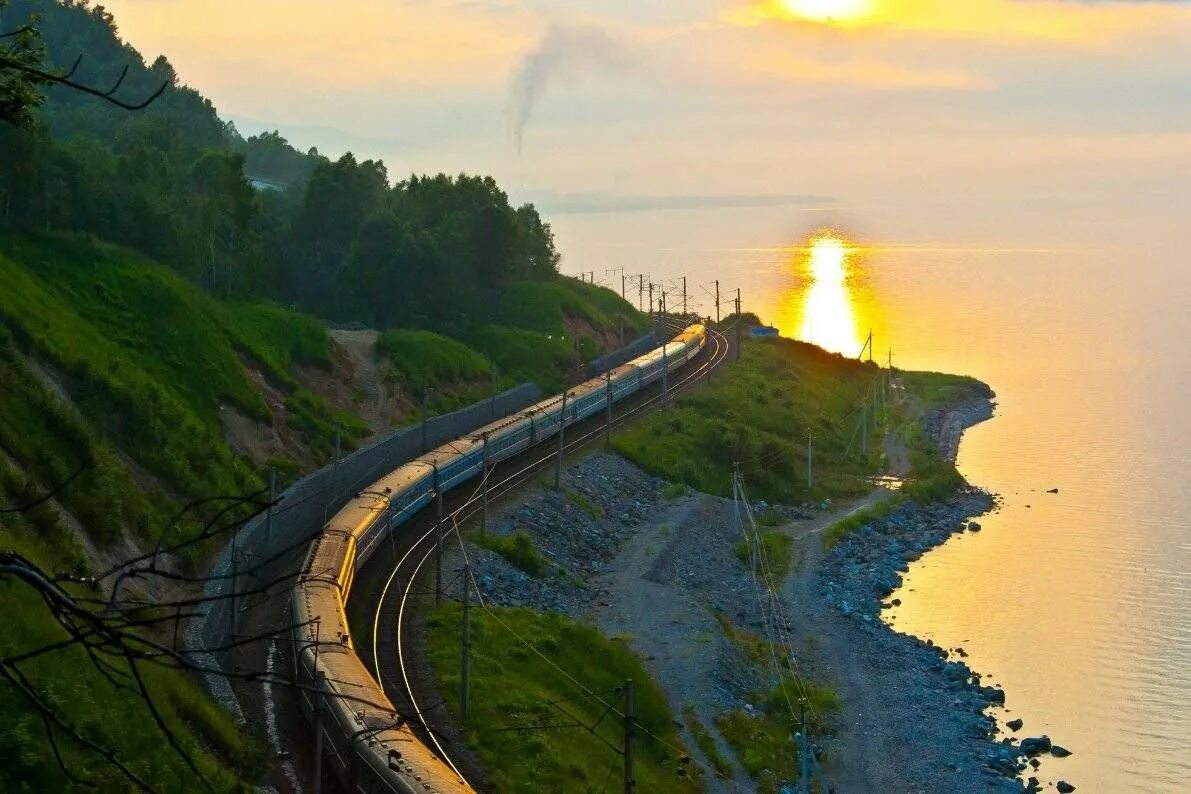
[821,501,898,549]
[378,328,494,400]
[683,705,734,781]
[711,615,840,793]
[0,233,267,504]
[661,481,687,500]
[735,531,794,587]
[0,479,265,792]
[612,336,884,504]
[498,279,646,339]
[424,604,701,793]
[220,301,332,387]
[563,487,605,519]
[464,324,574,394]
[474,530,548,577]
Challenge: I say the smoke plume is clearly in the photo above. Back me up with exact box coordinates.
[508,25,632,153]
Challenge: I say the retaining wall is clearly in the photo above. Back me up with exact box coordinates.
[185,383,541,720]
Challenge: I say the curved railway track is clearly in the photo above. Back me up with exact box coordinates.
[366,320,731,787]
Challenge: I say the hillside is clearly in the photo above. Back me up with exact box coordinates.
[0,229,644,789]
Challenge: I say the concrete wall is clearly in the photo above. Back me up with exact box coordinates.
[585,331,656,379]
[185,383,541,720]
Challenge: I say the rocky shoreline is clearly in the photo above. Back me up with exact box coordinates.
[436,391,1075,792]
[812,392,1074,793]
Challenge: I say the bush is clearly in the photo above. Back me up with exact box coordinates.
[475,530,547,577]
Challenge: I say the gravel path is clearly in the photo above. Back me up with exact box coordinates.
[438,394,1055,793]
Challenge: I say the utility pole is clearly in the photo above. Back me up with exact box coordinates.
[638,274,645,312]
[661,343,669,408]
[605,370,613,445]
[461,566,471,723]
[797,699,809,794]
[434,466,443,605]
[621,272,626,299]
[661,291,667,316]
[264,467,276,551]
[229,531,239,636]
[861,403,868,457]
[480,433,489,536]
[623,680,636,794]
[489,367,499,419]
[648,283,654,325]
[682,276,687,317]
[313,670,326,794]
[421,386,431,453]
[715,279,721,325]
[807,432,813,490]
[735,289,742,361]
[322,430,342,525]
[554,390,568,489]
[589,270,595,284]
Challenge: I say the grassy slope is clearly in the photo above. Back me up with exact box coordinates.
[425,604,701,793]
[0,233,363,508]
[0,233,649,791]
[613,336,885,503]
[0,232,349,789]
[0,473,263,792]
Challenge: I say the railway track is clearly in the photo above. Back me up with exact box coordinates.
[364,319,731,787]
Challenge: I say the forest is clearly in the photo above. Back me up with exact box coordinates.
[0,0,562,330]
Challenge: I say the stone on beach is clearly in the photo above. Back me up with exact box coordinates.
[1050,744,1073,757]
[1018,735,1052,756]
[1006,718,1023,731]
[1057,782,1076,793]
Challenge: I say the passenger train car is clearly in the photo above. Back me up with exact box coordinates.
[290,323,706,793]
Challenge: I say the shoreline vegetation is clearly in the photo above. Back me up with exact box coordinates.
[417,334,1045,793]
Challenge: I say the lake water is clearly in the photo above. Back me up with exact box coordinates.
[553,208,1191,792]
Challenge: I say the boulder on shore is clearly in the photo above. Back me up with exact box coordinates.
[1006,718,1023,732]
[1057,782,1076,793]
[1019,736,1052,756]
[1050,745,1073,757]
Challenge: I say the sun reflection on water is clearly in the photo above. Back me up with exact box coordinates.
[796,234,864,357]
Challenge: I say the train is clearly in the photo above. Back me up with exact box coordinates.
[290,323,707,794]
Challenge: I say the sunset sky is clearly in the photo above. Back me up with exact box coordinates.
[102,0,1191,275]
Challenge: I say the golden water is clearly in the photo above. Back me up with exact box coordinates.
[561,219,1191,791]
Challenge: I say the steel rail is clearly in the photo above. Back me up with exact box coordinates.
[370,319,730,783]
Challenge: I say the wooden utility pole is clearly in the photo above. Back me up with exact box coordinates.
[638,274,645,312]
[421,387,431,453]
[434,465,443,605]
[554,390,568,489]
[621,272,626,299]
[682,276,687,316]
[715,279,721,325]
[735,289,742,361]
[648,283,654,325]
[807,432,814,490]
[461,566,471,722]
[264,467,276,550]
[661,343,669,408]
[861,403,868,457]
[623,680,636,794]
[322,430,342,525]
[312,670,327,794]
[605,370,613,445]
[480,433,489,536]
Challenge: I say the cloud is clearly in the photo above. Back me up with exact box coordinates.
[723,0,1191,42]
[744,51,993,89]
[507,25,636,152]
[523,189,836,214]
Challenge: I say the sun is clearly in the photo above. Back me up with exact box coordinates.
[778,0,874,23]
[807,235,848,285]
